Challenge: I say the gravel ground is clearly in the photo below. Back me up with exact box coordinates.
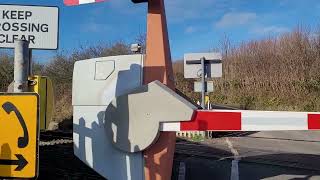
[39,144,104,180]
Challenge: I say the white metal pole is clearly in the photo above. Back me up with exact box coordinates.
[201,57,206,109]
[14,40,30,92]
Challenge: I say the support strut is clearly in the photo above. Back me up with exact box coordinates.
[143,0,176,179]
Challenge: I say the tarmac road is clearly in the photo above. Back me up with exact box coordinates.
[173,131,320,180]
[38,131,320,179]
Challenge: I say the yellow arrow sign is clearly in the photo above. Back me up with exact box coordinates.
[0,93,39,179]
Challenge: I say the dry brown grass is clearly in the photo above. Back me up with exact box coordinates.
[52,83,73,122]
[174,28,320,111]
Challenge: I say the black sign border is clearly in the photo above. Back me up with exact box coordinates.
[0,4,60,50]
[0,92,40,179]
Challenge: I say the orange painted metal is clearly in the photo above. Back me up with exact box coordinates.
[143,0,176,179]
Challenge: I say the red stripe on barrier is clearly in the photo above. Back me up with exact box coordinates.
[64,0,79,6]
[181,111,241,131]
[64,0,105,6]
[308,114,320,130]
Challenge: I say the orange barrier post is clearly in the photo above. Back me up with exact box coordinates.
[143,0,176,179]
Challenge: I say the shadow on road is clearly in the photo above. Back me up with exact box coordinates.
[211,131,259,138]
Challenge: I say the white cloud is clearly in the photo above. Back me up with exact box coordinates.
[215,12,257,28]
[90,0,234,24]
[185,26,197,34]
[251,26,289,35]
[165,0,229,23]
[81,22,111,33]
[279,0,290,6]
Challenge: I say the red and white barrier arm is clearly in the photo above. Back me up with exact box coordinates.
[64,0,105,6]
[160,110,320,131]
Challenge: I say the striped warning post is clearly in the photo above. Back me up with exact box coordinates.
[160,110,320,131]
[64,0,105,6]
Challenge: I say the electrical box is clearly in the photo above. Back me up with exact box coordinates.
[72,54,144,180]
[28,75,54,130]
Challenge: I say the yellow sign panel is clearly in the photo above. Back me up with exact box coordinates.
[0,93,39,179]
[29,75,54,130]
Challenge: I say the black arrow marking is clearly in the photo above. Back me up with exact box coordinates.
[2,102,29,148]
[0,154,28,171]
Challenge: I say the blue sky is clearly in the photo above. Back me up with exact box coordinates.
[4,0,320,62]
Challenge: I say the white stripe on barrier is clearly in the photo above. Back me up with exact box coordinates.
[79,0,95,4]
[160,122,180,131]
[64,0,104,6]
[241,111,308,131]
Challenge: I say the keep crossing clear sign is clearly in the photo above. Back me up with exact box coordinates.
[0,93,39,179]
[0,5,59,50]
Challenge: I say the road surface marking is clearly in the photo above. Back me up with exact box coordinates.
[178,162,186,180]
[226,138,240,180]
[125,156,132,180]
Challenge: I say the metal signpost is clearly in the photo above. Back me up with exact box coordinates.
[184,53,222,79]
[184,53,222,109]
[0,93,39,179]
